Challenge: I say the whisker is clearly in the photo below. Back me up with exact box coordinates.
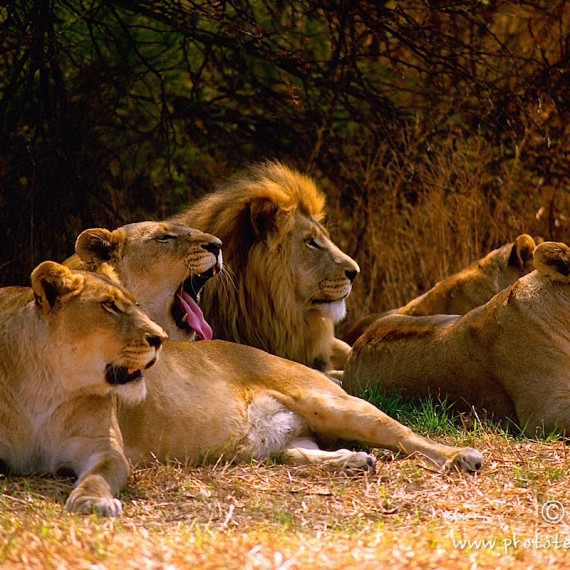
[216,265,238,303]
[178,262,193,290]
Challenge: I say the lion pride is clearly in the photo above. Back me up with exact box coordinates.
[344,241,570,437]
[70,221,483,475]
[173,161,357,371]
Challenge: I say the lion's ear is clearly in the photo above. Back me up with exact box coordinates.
[248,197,281,240]
[508,234,536,271]
[534,242,570,283]
[31,261,85,313]
[75,228,123,266]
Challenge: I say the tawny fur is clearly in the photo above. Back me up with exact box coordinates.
[342,234,536,345]
[0,263,166,515]
[174,161,359,371]
[70,220,483,475]
[66,221,222,341]
[344,241,570,437]
[119,339,483,474]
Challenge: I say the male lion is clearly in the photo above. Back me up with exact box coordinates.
[343,241,570,437]
[173,161,358,371]
[342,234,536,345]
[0,262,166,515]
[67,221,222,341]
[73,222,483,475]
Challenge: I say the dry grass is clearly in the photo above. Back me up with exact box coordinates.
[328,132,569,324]
[2,427,570,569]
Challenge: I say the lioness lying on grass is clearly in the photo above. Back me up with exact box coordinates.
[342,234,536,345]
[0,262,166,516]
[71,221,483,475]
[344,241,570,437]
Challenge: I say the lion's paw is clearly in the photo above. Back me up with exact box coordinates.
[65,490,123,517]
[326,449,376,476]
[444,447,483,473]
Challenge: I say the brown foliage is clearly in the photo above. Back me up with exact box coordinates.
[0,0,568,313]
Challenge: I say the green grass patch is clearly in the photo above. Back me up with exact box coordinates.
[353,384,463,437]
[353,382,570,447]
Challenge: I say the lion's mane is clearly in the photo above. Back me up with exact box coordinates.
[175,161,339,369]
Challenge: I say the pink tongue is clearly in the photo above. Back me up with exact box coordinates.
[175,290,213,340]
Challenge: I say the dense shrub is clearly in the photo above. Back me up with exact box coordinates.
[1,0,568,323]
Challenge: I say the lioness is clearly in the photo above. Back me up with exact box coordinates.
[73,222,483,475]
[0,262,166,515]
[343,241,570,437]
[66,221,222,341]
[173,161,357,371]
[120,340,483,473]
[342,234,536,345]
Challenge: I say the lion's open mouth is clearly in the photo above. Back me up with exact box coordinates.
[171,270,216,340]
[105,365,144,385]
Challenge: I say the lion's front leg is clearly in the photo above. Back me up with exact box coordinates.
[65,448,130,516]
[330,337,352,370]
[57,400,131,517]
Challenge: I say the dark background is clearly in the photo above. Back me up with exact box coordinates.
[1,0,568,317]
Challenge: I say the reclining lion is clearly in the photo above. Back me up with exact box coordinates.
[342,234,536,345]
[173,161,358,371]
[0,262,166,515]
[120,340,482,473]
[343,241,569,437]
[71,221,483,475]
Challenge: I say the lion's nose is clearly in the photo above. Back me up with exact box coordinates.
[145,333,164,349]
[203,241,222,257]
[345,269,359,282]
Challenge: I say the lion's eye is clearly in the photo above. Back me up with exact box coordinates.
[156,234,177,243]
[102,300,121,315]
[306,237,320,249]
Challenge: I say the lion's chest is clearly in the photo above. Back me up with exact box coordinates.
[0,386,65,475]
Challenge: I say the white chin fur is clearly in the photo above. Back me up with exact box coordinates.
[116,378,147,405]
[318,300,347,323]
